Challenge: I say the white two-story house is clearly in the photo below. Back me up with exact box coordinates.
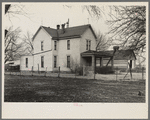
[20,24,97,72]
[20,23,136,73]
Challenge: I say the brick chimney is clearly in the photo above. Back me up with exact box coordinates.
[66,18,69,28]
[61,24,65,34]
[113,46,119,52]
[57,25,60,30]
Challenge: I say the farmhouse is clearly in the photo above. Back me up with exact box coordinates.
[20,24,136,73]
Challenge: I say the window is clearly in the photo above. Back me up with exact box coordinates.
[86,40,88,50]
[54,41,57,50]
[86,39,91,50]
[26,58,28,68]
[41,56,44,68]
[54,56,57,68]
[67,56,70,68]
[67,40,70,50]
[41,41,43,51]
[89,40,91,50]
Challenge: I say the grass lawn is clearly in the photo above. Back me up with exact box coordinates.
[4,74,145,102]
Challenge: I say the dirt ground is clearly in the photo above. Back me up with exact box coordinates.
[4,74,145,102]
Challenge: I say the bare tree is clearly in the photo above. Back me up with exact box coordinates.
[4,4,32,62]
[107,6,146,52]
[5,4,11,14]
[5,27,23,63]
[136,50,146,68]
[95,31,111,51]
[5,4,29,20]
[4,4,30,36]
[64,5,104,20]
[82,5,105,19]
[22,32,34,55]
[64,5,146,53]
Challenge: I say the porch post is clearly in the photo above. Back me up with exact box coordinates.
[92,55,96,73]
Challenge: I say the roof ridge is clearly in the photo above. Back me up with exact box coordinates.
[43,24,91,30]
[65,24,90,29]
[33,24,96,40]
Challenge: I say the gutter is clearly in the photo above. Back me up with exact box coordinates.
[33,49,52,55]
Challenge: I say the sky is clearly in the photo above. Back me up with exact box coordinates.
[3,3,147,51]
[4,3,110,37]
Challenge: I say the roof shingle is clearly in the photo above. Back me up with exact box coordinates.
[81,50,136,60]
[33,24,97,40]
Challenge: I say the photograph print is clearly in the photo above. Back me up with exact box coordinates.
[3,2,147,103]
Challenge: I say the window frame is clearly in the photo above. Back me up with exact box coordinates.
[41,56,44,68]
[89,40,91,50]
[86,39,91,50]
[86,40,88,50]
[54,41,57,50]
[54,56,57,68]
[67,56,70,68]
[67,40,70,50]
[41,41,44,51]
[26,58,28,68]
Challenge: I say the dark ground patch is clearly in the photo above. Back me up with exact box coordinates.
[4,75,145,102]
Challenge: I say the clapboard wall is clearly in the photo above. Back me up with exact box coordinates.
[96,58,135,69]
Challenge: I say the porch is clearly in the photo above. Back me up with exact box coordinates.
[81,50,113,75]
[81,50,136,76]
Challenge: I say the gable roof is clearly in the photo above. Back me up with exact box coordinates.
[81,50,136,60]
[32,24,97,41]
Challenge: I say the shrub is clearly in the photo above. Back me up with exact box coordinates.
[75,66,83,75]
[96,66,115,74]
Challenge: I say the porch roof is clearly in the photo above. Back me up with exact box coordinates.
[81,50,136,60]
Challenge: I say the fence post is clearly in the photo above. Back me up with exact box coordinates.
[94,66,96,80]
[116,67,118,81]
[142,67,144,80]
[32,66,33,76]
[58,66,60,77]
[45,67,47,77]
[75,66,77,78]
[38,64,39,74]
[94,72,95,80]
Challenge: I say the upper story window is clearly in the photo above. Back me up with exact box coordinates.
[41,56,44,68]
[26,58,28,68]
[86,40,88,50]
[41,41,44,51]
[54,41,57,50]
[89,40,91,50]
[86,39,91,50]
[67,40,70,50]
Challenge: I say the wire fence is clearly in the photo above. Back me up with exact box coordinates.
[95,67,146,81]
[5,66,88,79]
[5,66,146,81]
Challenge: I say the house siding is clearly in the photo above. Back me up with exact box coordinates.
[102,59,136,69]
[80,28,96,53]
[33,28,52,54]
[80,28,96,67]
[32,28,53,71]
[57,38,80,71]
[20,56,33,71]
[33,52,53,71]
[20,25,99,72]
